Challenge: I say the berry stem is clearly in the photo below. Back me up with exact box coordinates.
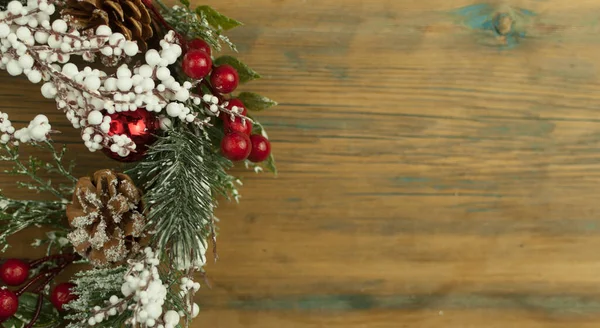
[29,253,75,269]
[16,269,55,297]
[24,294,43,328]
[16,254,78,296]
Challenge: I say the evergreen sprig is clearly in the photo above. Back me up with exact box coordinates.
[126,123,236,269]
[65,266,129,328]
[0,142,75,252]
[158,0,238,52]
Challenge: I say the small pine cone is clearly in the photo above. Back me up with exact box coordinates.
[66,169,146,267]
[61,0,154,50]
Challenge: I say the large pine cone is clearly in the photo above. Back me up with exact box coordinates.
[61,0,154,50]
[66,169,146,267]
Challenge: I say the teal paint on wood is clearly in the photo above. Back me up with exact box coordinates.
[226,294,600,315]
[452,4,536,49]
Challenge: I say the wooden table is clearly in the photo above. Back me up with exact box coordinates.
[2,0,600,327]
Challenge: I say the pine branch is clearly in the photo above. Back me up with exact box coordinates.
[65,266,128,327]
[0,197,66,252]
[0,142,75,252]
[1,142,77,201]
[158,0,238,52]
[126,123,236,269]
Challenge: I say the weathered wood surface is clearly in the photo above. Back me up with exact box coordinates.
[3,0,600,326]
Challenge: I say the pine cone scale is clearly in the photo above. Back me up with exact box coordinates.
[62,0,154,50]
[67,169,146,267]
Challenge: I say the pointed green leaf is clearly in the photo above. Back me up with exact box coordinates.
[195,6,242,31]
[237,92,277,111]
[214,56,261,83]
[179,0,190,8]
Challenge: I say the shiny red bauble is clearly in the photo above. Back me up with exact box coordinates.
[221,132,251,161]
[248,134,271,162]
[188,38,211,56]
[210,64,239,94]
[50,283,78,311]
[102,110,159,162]
[223,116,252,136]
[182,49,213,79]
[0,259,29,286]
[0,289,18,318]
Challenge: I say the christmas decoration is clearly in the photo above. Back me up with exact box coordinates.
[210,64,239,94]
[221,131,251,161]
[61,0,154,50]
[182,48,212,79]
[0,259,29,286]
[0,0,279,325]
[50,283,78,311]
[0,289,18,318]
[66,169,146,267]
[188,38,211,55]
[224,114,252,135]
[248,134,271,163]
[103,109,160,162]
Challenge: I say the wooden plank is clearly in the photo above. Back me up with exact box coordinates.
[3,0,600,327]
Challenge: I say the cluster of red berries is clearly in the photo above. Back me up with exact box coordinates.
[181,39,271,163]
[0,257,78,321]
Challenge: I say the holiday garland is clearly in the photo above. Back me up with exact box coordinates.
[0,0,277,326]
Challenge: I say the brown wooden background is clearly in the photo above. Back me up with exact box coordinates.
[4,0,600,327]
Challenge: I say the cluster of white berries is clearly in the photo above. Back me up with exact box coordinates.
[88,248,198,328]
[0,0,211,156]
[0,112,51,144]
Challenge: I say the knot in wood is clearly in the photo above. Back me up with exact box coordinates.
[493,13,513,36]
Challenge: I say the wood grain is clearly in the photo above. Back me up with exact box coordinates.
[3,0,600,326]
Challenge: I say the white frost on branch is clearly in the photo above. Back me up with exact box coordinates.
[0,111,51,144]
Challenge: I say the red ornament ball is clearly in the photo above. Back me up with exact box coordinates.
[0,289,18,318]
[0,259,29,286]
[50,283,78,311]
[221,132,251,161]
[248,134,271,162]
[103,109,159,162]
[188,38,211,56]
[210,64,239,94]
[223,116,252,136]
[182,49,212,79]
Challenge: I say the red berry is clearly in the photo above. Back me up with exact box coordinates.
[248,135,271,162]
[188,38,211,56]
[221,132,251,161]
[50,283,78,311]
[210,65,239,94]
[226,99,247,116]
[0,289,18,318]
[223,116,252,136]
[0,259,29,286]
[182,49,212,79]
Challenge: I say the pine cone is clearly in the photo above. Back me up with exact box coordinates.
[66,169,146,267]
[61,0,154,50]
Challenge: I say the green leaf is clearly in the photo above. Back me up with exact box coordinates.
[11,293,61,328]
[214,56,261,83]
[237,92,277,111]
[179,0,190,8]
[2,316,24,328]
[195,6,242,31]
